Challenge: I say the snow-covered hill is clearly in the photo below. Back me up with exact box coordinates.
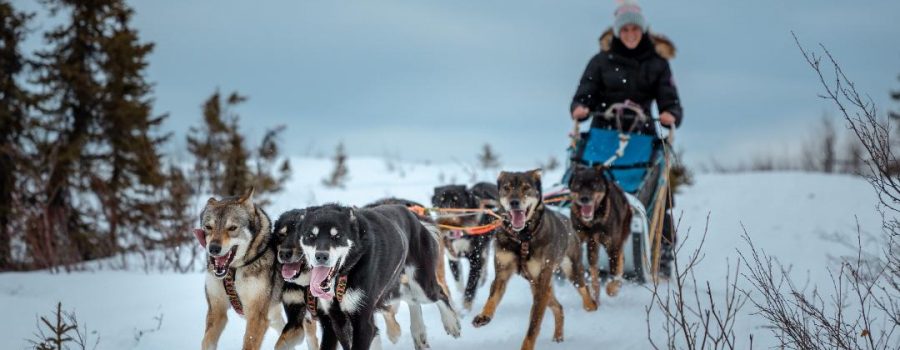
[0,157,883,349]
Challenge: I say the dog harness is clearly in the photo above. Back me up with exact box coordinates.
[305,275,350,318]
[223,268,244,316]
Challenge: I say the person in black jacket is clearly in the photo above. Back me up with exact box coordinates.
[571,1,682,133]
[569,0,682,278]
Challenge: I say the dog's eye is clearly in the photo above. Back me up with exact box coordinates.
[227,225,237,231]
[204,225,212,230]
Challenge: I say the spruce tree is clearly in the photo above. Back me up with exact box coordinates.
[0,1,33,270]
[29,0,171,267]
[322,142,349,188]
[31,0,111,267]
[188,91,290,202]
[478,143,500,169]
[92,2,169,256]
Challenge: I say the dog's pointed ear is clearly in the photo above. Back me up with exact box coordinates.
[348,207,357,223]
[529,169,543,181]
[497,171,509,183]
[207,197,218,206]
[239,187,255,203]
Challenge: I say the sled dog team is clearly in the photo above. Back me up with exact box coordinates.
[195,164,632,350]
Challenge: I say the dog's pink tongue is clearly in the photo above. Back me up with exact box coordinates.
[309,266,333,299]
[214,254,229,267]
[580,204,594,218]
[510,210,526,229]
[281,262,302,280]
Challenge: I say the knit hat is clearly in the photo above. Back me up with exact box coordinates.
[613,0,647,37]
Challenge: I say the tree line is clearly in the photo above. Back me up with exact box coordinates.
[0,0,289,272]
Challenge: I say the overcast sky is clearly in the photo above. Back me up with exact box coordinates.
[18,0,900,169]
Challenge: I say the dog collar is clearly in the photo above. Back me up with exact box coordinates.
[223,268,244,316]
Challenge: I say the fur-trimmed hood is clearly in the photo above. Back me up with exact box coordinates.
[598,28,675,60]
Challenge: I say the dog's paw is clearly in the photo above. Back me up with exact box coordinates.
[606,280,622,297]
[471,314,492,328]
[583,298,599,312]
[553,334,564,343]
[412,337,430,350]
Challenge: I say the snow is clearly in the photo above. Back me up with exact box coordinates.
[0,158,885,349]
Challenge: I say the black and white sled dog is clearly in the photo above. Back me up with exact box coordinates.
[272,208,321,350]
[287,203,460,350]
[194,188,287,350]
[431,182,499,311]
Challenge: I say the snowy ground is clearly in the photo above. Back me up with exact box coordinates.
[0,157,883,349]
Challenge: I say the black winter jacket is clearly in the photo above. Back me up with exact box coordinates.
[571,31,683,134]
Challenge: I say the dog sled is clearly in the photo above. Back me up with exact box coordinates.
[544,101,674,284]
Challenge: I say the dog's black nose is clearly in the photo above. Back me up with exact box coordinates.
[278,249,293,262]
[509,199,520,209]
[208,241,222,255]
[314,251,330,265]
[579,196,590,204]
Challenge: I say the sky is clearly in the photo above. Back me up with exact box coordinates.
[16,0,900,169]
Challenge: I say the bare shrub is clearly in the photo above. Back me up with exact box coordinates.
[646,214,749,350]
[728,32,900,350]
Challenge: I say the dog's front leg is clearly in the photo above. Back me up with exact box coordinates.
[463,249,484,311]
[328,309,353,350]
[605,240,626,297]
[319,315,339,350]
[201,286,229,350]
[448,257,463,292]
[350,313,377,350]
[275,302,309,350]
[242,296,271,350]
[472,249,516,327]
[521,268,555,350]
[587,235,602,303]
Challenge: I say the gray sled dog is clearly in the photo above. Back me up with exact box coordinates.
[194,188,288,350]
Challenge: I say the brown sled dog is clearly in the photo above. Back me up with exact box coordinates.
[194,189,289,350]
[472,169,597,350]
[568,164,633,302]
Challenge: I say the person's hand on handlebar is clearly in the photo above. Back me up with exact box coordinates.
[659,111,676,127]
[571,105,590,121]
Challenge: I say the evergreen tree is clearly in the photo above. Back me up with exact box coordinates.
[28,0,172,268]
[30,0,112,267]
[0,1,33,271]
[91,2,169,256]
[322,142,349,188]
[188,91,290,202]
[478,143,500,169]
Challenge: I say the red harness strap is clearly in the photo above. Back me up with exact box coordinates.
[306,287,318,320]
[334,275,349,302]
[304,275,350,319]
[223,269,244,316]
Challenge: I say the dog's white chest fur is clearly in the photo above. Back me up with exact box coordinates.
[339,288,366,314]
